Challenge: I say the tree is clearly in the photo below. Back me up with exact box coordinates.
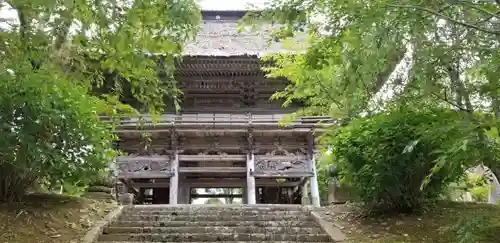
[324,108,477,211]
[1,0,200,114]
[0,0,201,202]
[241,0,500,182]
[0,68,116,201]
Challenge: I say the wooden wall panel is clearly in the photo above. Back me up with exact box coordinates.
[253,135,308,156]
[179,135,248,155]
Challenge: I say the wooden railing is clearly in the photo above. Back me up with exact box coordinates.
[100,113,334,126]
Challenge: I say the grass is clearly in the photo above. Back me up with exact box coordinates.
[324,201,500,243]
[0,193,117,243]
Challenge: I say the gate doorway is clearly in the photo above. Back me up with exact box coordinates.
[190,188,243,204]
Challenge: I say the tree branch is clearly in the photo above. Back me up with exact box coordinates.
[473,10,500,24]
[312,73,345,109]
[386,4,500,35]
[53,11,74,51]
[458,0,500,19]
[430,91,467,111]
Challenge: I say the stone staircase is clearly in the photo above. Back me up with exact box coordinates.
[93,204,338,242]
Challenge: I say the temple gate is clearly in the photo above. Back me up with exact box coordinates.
[111,10,333,207]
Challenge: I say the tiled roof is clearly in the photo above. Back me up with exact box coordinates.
[183,10,303,57]
[183,21,283,56]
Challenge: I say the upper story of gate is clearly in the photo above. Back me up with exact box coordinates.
[176,10,297,114]
[112,10,332,132]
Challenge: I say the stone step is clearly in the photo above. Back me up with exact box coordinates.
[118,214,311,222]
[99,241,333,243]
[103,226,323,234]
[120,210,305,216]
[112,220,316,227]
[98,233,331,242]
[125,206,304,213]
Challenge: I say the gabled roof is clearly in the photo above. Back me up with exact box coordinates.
[183,10,287,57]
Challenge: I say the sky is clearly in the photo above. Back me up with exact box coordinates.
[0,0,268,26]
[198,0,267,10]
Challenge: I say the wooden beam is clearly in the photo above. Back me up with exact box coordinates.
[102,114,334,124]
[176,129,247,134]
[114,122,332,129]
[182,89,280,94]
[118,171,173,179]
[255,155,308,161]
[179,145,243,151]
[190,194,243,198]
[179,167,246,173]
[252,172,314,178]
[181,93,273,98]
[116,156,169,162]
[179,108,296,114]
[117,129,327,137]
[129,179,301,188]
[179,154,246,162]
[117,128,324,136]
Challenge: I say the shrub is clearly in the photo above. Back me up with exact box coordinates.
[470,187,489,202]
[0,66,116,202]
[441,215,495,243]
[322,108,477,212]
[466,173,490,202]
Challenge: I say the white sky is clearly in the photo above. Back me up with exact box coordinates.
[199,0,267,10]
[0,0,267,28]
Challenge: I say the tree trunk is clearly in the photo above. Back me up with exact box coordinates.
[370,48,407,96]
[449,59,500,181]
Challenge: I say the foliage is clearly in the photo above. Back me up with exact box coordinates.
[0,66,115,202]
[0,0,201,201]
[442,172,493,202]
[441,215,495,243]
[323,108,479,212]
[1,0,201,114]
[470,187,489,202]
[316,165,329,204]
[334,201,500,243]
[242,0,500,180]
[464,173,490,202]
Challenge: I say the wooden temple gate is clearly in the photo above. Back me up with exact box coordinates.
[110,10,333,207]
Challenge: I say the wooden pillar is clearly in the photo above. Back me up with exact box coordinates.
[310,153,321,207]
[307,131,321,207]
[242,186,247,204]
[169,150,179,205]
[246,153,257,204]
[301,180,310,205]
[176,175,190,204]
[138,188,146,204]
[246,115,256,205]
